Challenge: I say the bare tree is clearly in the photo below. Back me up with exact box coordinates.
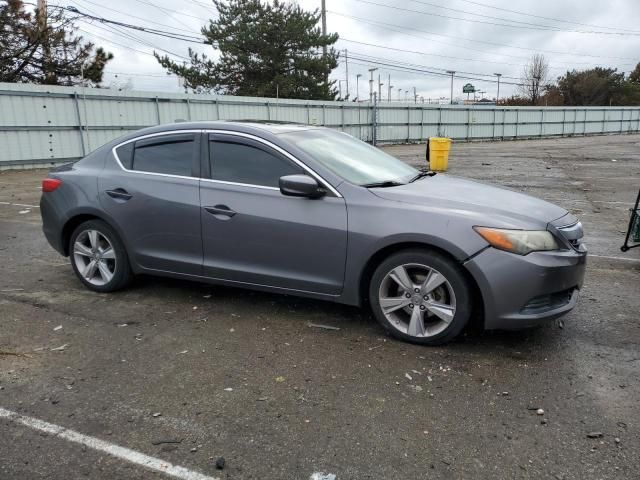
[518,54,549,105]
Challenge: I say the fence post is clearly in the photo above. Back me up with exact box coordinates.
[561,109,566,136]
[266,101,271,121]
[186,98,192,121]
[372,94,378,146]
[407,106,411,143]
[540,108,544,137]
[492,108,496,140]
[502,108,506,140]
[215,98,220,120]
[620,109,625,134]
[420,107,425,142]
[307,103,311,125]
[155,97,161,124]
[341,104,345,132]
[73,93,87,156]
[467,108,471,141]
[515,109,519,138]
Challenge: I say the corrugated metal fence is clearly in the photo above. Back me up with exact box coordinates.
[1,82,640,168]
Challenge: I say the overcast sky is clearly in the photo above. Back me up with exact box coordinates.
[47,0,640,102]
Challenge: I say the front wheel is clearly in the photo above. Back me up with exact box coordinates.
[69,219,132,292]
[369,249,472,345]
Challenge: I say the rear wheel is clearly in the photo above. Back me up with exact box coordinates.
[69,220,132,292]
[369,249,472,345]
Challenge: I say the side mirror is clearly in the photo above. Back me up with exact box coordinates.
[279,174,325,198]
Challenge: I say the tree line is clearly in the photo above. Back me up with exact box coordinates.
[503,54,640,106]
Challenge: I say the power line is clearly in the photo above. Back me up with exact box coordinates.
[78,27,157,57]
[61,4,208,43]
[344,52,526,85]
[129,0,205,24]
[406,0,589,31]
[73,0,204,35]
[329,11,639,63]
[353,0,640,36]
[86,20,191,60]
[347,51,521,80]
[453,0,640,34]
[340,38,528,69]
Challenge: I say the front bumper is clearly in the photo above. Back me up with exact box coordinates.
[464,247,587,330]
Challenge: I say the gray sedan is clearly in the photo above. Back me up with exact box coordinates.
[40,121,586,345]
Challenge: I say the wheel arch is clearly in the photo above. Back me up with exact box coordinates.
[60,209,129,259]
[358,241,486,330]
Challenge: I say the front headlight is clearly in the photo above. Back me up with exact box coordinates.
[473,227,560,255]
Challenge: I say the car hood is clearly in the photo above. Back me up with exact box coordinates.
[370,174,568,229]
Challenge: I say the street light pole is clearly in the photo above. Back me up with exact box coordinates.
[344,49,349,100]
[494,73,502,104]
[446,70,455,105]
[368,68,377,102]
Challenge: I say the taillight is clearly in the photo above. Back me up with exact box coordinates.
[42,178,62,192]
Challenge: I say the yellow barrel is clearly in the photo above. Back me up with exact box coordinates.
[428,137,452,172]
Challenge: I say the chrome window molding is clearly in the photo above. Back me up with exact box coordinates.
[111,130,201,182]
[204,129,342,198]
[111,129,343,198]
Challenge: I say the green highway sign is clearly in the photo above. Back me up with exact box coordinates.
[462,83,475,93]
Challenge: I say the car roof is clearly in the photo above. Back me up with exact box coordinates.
[145,120,323,136]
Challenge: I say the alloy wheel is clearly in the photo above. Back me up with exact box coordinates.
[378,263,457,338]
[72,229,117,286]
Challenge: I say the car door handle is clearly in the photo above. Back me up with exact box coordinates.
[204,205,236,218]
[105,189,132,201]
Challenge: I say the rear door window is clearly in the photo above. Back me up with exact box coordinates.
[132,134,197,177]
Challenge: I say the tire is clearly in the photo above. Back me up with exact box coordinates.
[369,249,472,346]
[69,219,132,292]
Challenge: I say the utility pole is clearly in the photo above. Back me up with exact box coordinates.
[356,73,361,102]
[378,74,383,101]
[446,70,455,105]
[413,86,417,103]
[494,73,502,104]
[368,68,377,102]
[321,0,327,88]
[387,74,391,102]
[338,80,342,100]
[344,49,349,101]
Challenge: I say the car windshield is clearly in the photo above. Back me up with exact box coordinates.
[281,129,418,186]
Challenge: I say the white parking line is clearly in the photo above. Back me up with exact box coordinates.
[0,407,218,480]
[590,254,640,263]
[0,201,40,208]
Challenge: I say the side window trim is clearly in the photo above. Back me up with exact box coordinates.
[203,130,342,198]
[111,130,202,180]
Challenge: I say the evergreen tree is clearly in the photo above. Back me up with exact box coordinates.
[155,0,339,100]
[0,0,113,85]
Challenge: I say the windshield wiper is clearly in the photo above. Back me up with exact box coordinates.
[360,180,406,188]
[408,168,437,183]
